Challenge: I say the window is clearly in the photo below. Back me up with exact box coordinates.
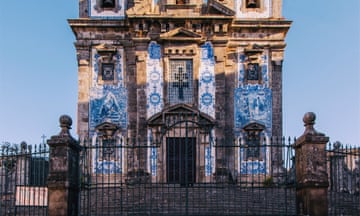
[102,0,115,8]
[101,63,115,81]
[101,138,116,160]
[246,131,260,159]
[246,0,259,8]
[246,63,260,81]
[95,48,117,84]
[93,0,121,14]
[176,0,188,5]
[243,122,265,160]
[168,60,193,104]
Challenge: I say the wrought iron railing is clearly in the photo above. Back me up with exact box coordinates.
[1,138,358,216]
[78,137,296,215]
[0,142,49,216]
[327,142,360,215]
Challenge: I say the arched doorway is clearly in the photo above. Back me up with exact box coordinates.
[148,104,215,185]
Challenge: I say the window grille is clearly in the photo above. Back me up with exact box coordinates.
[246,131,260,159]
[168,60,193,105]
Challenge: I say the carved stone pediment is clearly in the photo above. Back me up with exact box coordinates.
[243,122,265,131]
[160,27,203,41]
[95,122,120,138]
[94,44,117,54]
[207,0,235,16]
[147,104,215,127]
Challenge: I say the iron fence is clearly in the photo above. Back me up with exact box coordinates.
[0,138,358,215]
[79,137,296,215]
[0,142,49,216]
[327,142,360,215]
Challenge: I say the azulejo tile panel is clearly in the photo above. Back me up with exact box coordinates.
[240,161,266,174]
[91,136,124,174]
[234,85,272,132]
[235,51,271,175]
[199,42,215,118]
[146,42,163,118]
[89,48,127,136]
[235,51,271,132]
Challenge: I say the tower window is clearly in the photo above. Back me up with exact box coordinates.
[246,63,260,81]
[246,0,259,8]
[101,63,115,81]
[102,0,115,8]
[176,0,188,5]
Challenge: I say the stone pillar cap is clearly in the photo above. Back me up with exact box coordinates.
[302,112,325,136]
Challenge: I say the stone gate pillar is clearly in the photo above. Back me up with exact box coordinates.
[47,115,80,216]
[295,112,329,216]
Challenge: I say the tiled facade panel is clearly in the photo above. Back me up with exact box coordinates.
[199,42,216,119]
[235,51,272,174]
[89,48,128,136]
[146,42,164,118]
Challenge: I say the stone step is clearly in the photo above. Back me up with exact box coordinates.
[80,186,296,215]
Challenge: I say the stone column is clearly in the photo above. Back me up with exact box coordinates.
[271,60,285,182]
[47,115,80,216]
[295,112,329,216]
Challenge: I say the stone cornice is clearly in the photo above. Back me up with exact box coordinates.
[68,18,127,27]
[232,19,292,28]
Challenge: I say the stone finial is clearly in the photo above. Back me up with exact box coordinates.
[302,112,324,136]
[59,115,72,136]
[333,141,342,149]
[20,141,27,153]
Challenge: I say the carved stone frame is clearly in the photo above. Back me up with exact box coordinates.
[95,45,118,85]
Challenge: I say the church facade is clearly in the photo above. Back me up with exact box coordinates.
[69,0,291,183]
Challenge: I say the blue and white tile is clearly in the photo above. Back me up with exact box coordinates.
[199,42,215,118]
[147,42,163,118]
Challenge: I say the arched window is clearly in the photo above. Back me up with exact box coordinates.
[176,0,188,5]
[243,122,265,160]
[102,0,115,8]
[246,0,259,9]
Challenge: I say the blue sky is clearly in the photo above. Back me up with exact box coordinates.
[0,1,359,146]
